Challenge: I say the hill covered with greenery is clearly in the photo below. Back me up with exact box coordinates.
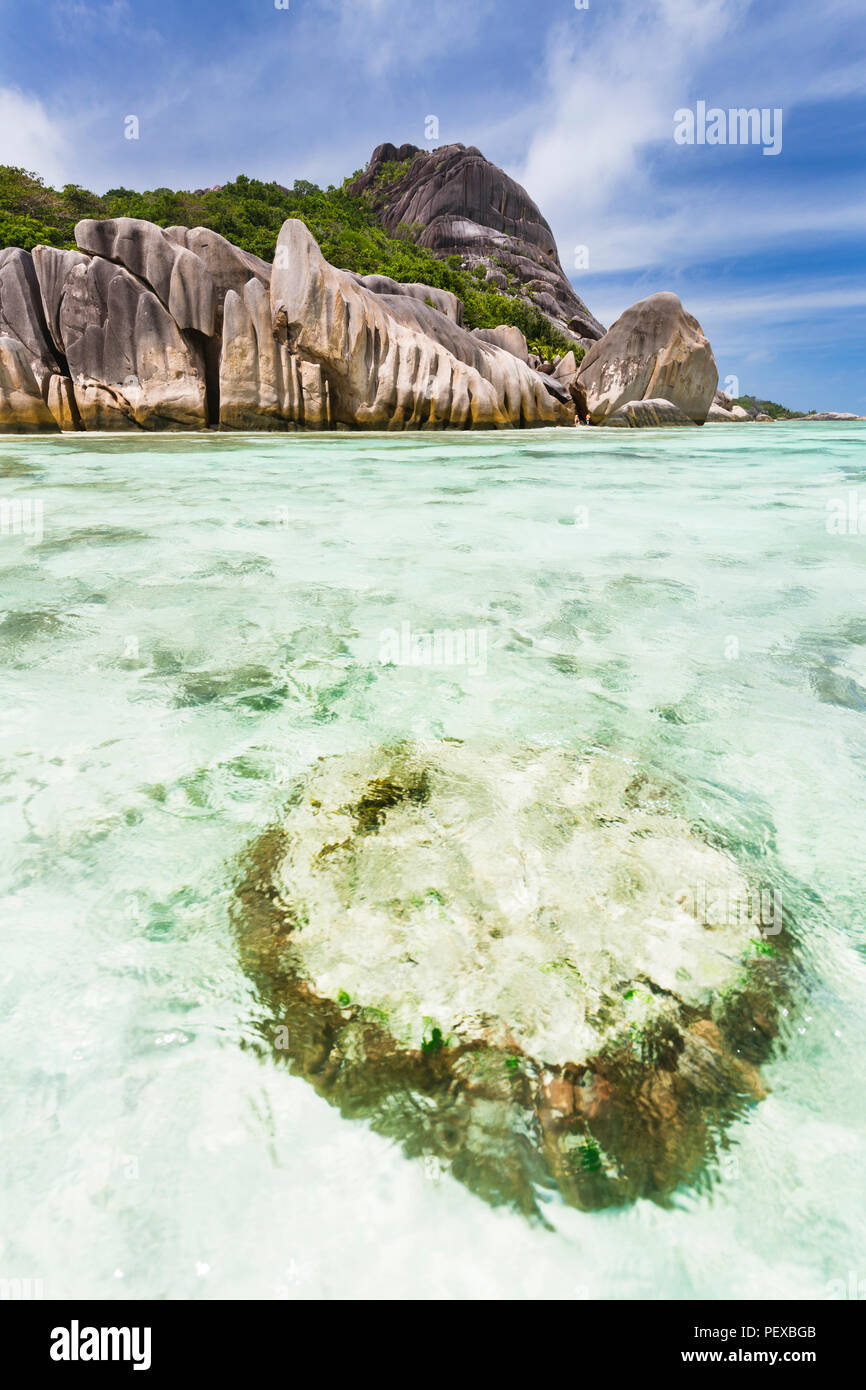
[731,394,814,419]
[0,165,578,360]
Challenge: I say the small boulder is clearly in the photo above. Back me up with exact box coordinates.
[471,325,529,362]
[577,291,718,423]
[601,397,698,427]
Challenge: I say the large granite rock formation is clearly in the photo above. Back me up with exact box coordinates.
[57,255,208,430]
[577,292,718,424]
[219,275,331,430]
[270,218,571,428]
[0,249,82,432]
[0,248,63,390]
[348,142,605,343]
[31,246,89,357]
[233,738,787,1216]
[0,211,576,431]
[0,185,724,432]
[163,225,272,318]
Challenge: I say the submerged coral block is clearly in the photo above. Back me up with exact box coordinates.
[233,738,787,1217]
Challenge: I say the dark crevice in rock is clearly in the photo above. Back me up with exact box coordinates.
[186,328,221,428]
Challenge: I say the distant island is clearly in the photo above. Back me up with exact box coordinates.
[0,144,858,433]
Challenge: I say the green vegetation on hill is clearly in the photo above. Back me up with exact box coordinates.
[732,394,813,420]
[0,165,580,356]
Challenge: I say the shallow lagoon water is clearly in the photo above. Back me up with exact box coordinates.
[1,423,865,1299]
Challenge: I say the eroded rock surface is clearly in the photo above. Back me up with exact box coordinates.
[0,248,63,390]
[219,276,330,430]
[473,325,530,362]
[270,219,571,428]
[75,217,217,338]
[0,249,78,431]
[234,738,786,1216]
[58,255,208,429]
[0,191,730,431]
[347,271,463,325]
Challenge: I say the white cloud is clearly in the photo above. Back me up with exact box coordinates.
[506,0,865,286]
[687,284,866,324]
[515,0,747,226]
[0,88,72,185]
[566,186,866,279]
[320,0,495,81]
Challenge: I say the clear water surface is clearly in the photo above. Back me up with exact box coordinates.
[1,423,864,1299]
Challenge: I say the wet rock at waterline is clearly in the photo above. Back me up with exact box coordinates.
[233,739,787,1217]
[0,335,59,432]
[602,397,698,428]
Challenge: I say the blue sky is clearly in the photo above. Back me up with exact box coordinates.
[1,0,864,410]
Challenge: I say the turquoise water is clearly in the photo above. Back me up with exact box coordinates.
[1,423,865,1299]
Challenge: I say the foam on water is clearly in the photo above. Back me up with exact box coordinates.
[1,424,865,1297]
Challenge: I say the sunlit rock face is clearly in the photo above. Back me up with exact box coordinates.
[234,739,786,1217]
[577,292,718,425]
[269,220,571,429]
[347,142,605,343]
